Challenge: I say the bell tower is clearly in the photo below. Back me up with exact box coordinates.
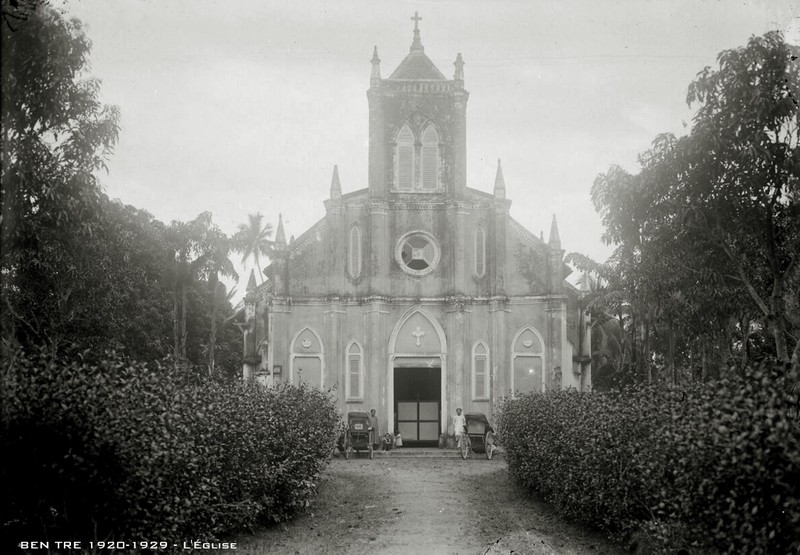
[367,13,469,200]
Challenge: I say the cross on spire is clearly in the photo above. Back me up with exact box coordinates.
[411,11,422,31]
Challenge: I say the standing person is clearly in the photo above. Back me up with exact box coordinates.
[368,408,380,450]
[453,407,466,448]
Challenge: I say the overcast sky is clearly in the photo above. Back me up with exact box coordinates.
[58,0,800,294]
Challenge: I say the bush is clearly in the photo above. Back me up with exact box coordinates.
[0,349,342,546]
[497,360,800,553]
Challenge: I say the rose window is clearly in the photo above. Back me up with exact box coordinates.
[396,231,440,276]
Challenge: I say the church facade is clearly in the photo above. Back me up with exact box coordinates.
[242,19,592,445]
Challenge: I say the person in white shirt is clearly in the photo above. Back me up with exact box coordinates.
[452,407,466,448]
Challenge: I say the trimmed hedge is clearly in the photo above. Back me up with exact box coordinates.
[1,350,342,545]
[497,361,800,553]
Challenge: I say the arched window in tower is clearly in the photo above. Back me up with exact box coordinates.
[475,225,486,277]
[395,125,414,191]
[348,225,361,279]
[421,126,439,190]
[472,341,490,400]
[346,340,364,400]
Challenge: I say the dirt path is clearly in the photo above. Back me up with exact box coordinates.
[233,456,625,554]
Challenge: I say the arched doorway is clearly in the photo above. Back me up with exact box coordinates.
[388,307,447,446]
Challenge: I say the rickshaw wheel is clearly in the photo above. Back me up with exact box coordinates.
[369,444,374,460]
[485,431,494,460]
[460,437,469,459]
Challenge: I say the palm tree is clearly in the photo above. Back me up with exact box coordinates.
[205,233,239,375]
[234,213,273,284]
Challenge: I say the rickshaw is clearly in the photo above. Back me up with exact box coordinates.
[459,412,496,460]
[339,411,374,460]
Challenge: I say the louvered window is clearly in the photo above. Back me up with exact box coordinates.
[421,126,439,190]
[473,342,489,400]
[347,342,363,400]
[349,226,361,278]
[396,125,414,191]
[475,226,486,277]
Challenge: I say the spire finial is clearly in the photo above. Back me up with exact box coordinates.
[454,53,464,83]
[275,213,286,247]
[493,159,506,199]
[410,11,424,52]
[411,11,422,31]
[246,268,257,291]
[548,214,561,248]
[330,165,342,199]
[370,46,381,81]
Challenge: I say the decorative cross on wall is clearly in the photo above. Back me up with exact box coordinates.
[411,326,425,347]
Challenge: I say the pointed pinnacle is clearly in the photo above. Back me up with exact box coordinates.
[330,165,342,199]
[454,53,464,82]
[548,214,561,248]
[494,159,506,199]
[275,213,286,247]
[246,268,257,291]
[371,46,381,80]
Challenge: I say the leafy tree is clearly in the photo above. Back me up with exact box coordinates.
[683,31,799,364]
[1,1,120,355]
[578,31,799,380]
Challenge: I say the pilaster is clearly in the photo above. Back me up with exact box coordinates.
[368,201,390,295]
[446,301,468,427]
[492,199,511,295]
[489,298,510,403]
[452,89,468,199]
[325,300,346,403]
[367,88,387,200]
[453,202,469,294]
[324,197,345,295]
[546,297,567,390]
[366,301,388,432]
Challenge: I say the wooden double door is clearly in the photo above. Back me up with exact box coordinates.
[394,367,441,447]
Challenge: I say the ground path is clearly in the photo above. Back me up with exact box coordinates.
[233,454,625,554]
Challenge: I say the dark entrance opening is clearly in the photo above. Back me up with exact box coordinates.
[394,367,441,447]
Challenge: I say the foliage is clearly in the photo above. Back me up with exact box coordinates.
[1,2,120,353]
[1,349,342,547]
[0,4,242,372]
[233,212,273,284]
[571,31,800,380]
[497,360,800,553]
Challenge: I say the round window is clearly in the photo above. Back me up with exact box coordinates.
[396,231,440,276]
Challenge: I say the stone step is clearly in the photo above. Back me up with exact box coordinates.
[335,447,505,460]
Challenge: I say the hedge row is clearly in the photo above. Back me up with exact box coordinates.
[1,350,342,545]
[497,361,800,553]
